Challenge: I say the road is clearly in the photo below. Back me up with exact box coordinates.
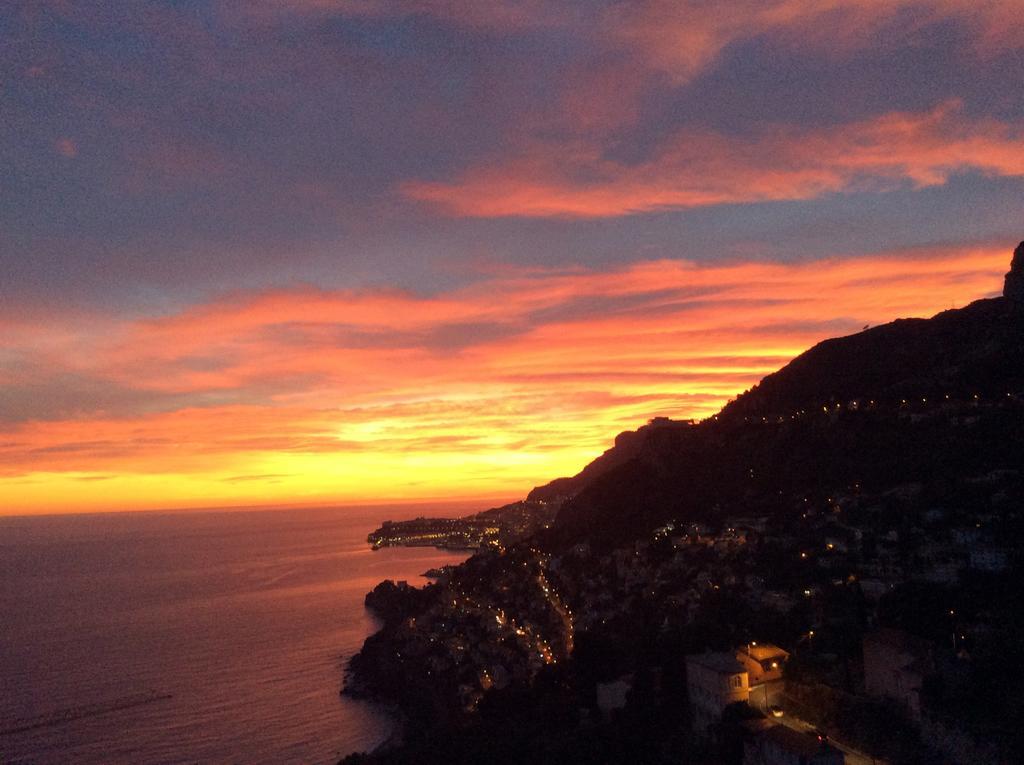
[537,566,574,654]
[775,712,883,765]
[747,682,882,764]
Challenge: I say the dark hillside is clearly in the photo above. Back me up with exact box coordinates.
[540,244,1024,550]
[547,395,1024,549]
[719,296,1024,423]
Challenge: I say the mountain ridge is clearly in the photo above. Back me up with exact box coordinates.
[533,243,1024,548]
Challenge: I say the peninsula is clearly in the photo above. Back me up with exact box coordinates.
[366,500,558,551]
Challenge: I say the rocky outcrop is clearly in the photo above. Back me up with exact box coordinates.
[1004,241,1024,302]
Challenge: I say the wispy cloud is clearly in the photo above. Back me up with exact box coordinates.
[602,0,1023,83]
[0,243,1009,512]
[403,101,1024,217]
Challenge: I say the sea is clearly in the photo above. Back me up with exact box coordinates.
[0,504,476,764]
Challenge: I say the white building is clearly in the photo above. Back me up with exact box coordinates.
[686,652,749,731]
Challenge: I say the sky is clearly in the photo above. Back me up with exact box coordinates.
[2,0,1022,514]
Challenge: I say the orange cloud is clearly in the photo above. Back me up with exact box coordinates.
[0,243,1010,514]
[403,101,1024,217]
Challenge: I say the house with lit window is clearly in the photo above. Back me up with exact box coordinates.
[686,652,749,731]
[737,642,789,684]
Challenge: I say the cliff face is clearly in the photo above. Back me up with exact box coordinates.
[1005,241,1024,303]
[538,243,1024,549]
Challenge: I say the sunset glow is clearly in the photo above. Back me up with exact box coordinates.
[7,7,1024,765]
[3,1,1023,514]
[0,246,1007,514]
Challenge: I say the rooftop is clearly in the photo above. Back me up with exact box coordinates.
[739,642,790,661]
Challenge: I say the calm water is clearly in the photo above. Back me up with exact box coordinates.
[0,505,472,764]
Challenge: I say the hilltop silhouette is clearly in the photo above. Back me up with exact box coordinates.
[536,243,1024,548]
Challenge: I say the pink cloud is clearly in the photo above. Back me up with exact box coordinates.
[603,1,1023,83]
[230,1,1023,80]
[402,101,1024,218]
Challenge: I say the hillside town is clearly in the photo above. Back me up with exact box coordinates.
[349,392,1021,764]
[367,501,558,550]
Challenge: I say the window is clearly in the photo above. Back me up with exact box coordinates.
[731,675,742,688]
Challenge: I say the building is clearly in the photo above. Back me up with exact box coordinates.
[743,721,845,765]
[863,628,934,720]
[686,652,749,731]
[737,642,789,685]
